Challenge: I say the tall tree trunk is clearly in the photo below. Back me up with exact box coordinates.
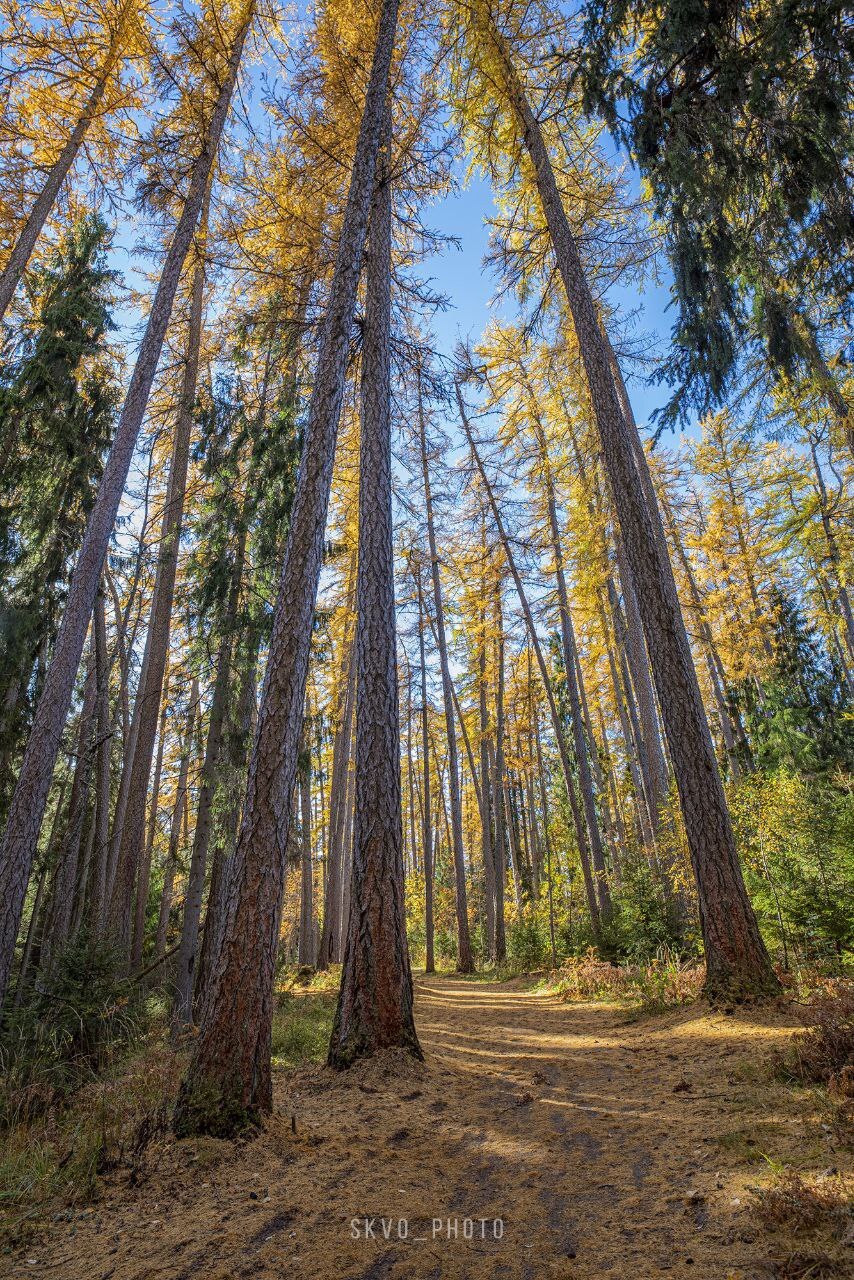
[416,567,435,974]
[41,638,98,970]
[478,597,496,960]
[132,666,170,962]
[153,681,198,960]
[171,525,245,1029]
[317,620,357,969]
[0,9,252,1005]
[531,419,611,915]
[0,0,136,323]
[418,385,474,973]
[329,116,420,1065]
[175,0,401,1133]
[483,17,777,998]
[298,760,315,967]
[491,620,507,961]
[111,185,211,963]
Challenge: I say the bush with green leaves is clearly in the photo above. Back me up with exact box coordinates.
[1,932,146,1126]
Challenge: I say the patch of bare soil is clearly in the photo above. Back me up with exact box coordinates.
[5,977,851,1279]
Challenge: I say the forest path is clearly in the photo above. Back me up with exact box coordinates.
[11,976,817,1280]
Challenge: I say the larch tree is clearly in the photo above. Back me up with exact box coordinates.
[174,0,402,1135]
[453,0,779,1000]
[327,102,422,1068]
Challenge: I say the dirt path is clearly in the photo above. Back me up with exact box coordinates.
[5,976,835,1279]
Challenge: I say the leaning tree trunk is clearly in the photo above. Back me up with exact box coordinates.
[174,0,402,1135]
[417,383,474,972]
[328,112,421,1066]
[531,416,611,916]
[0,0,136,323]
[484,12,778,998]
[112,185,211,966]
[0,9,252,1006]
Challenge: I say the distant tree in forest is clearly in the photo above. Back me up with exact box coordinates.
[0,214,118,808]
[730,592,854,778]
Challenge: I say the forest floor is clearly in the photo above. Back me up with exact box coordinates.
[3,974,852,1280]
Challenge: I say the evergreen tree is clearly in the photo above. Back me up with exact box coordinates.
[0,214,118,809]
[731,591,854,777]
[576,0,853,431]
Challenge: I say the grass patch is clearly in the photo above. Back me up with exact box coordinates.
[540,947,704,1015]
[271,987,336,1069]
[714,1128,768,1163]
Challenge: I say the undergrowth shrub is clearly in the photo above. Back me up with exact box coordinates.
[0,933,147,1128]
[271,991,335,1068]
[548,946,704,1012]
[773,980,854,1094]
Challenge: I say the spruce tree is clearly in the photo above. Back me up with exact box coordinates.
[0,214,118,811]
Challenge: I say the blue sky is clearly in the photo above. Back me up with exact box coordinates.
[417,167,686,445]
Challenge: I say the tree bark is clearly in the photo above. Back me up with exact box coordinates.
[483,17,777,998]
[329,112,421,1065]
[174,0,401,1134]
[416,566,435,973]
[0,8,252,1006]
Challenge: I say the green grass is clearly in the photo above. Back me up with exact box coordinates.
[270,990,336,1069]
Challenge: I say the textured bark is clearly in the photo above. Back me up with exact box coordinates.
[112,187,211,964]
[486,19,778,998]
[0,10,251,1005]
[174,0,401,1134]
[0,0,136,323]
[329,115,421,1065]
[416,573,435,974]
[297,763,315,967]
[418,385,474,972]
[317,622,356,969]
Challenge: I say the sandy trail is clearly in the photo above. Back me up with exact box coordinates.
[5,976,821,1279]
